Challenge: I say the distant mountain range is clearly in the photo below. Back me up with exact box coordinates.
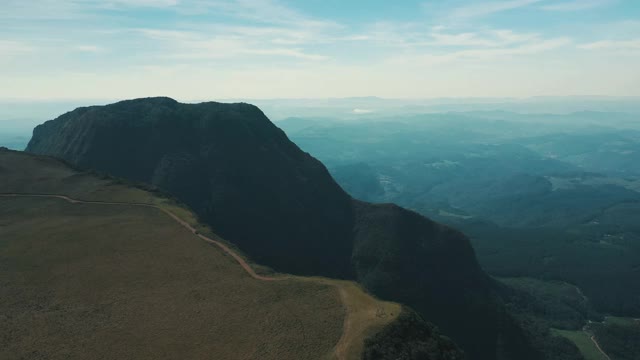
[276,111,640,318]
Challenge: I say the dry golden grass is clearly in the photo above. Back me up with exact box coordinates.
[327,281,401,360]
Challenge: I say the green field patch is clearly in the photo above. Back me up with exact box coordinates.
[551,329,608,360]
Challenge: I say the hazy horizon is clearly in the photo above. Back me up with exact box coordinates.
[3,95,640,102]
[2,95,640,125]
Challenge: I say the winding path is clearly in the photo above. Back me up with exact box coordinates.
[0,193,283,281]
[334,288,352,360]
[588,335,612,360]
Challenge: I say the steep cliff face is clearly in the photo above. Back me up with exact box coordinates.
[350,202,540,360]
[27,97,534,360]
[362,307,465,360]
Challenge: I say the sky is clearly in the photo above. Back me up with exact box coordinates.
[1,0,640,100]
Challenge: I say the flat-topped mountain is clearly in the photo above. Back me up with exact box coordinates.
[27,97,535,359]
[27,97,354,277]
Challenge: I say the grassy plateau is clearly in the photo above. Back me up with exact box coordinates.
[0,149,399,360]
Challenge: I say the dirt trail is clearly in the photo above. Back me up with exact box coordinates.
[334,287,352,360]
[588,335,612,360]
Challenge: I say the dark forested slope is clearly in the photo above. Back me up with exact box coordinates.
[27,97,354,277]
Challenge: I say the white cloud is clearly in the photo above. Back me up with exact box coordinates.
[428,29,539,47]
[457,37,571,57]
[493,29,539,43]
[1,0,85,20]
[386,37,571,66]
[138,28,329,61]
[102,0,180,8]
[0,40,34,56]
[578,39,640,50]
[448,0,542,19]
[350,22,545,51]
[431,32,499,47]
[74,45,105,53]
[162,0,342,30]
[353,108,374,114]
[245,48,328,60]
[541,0,614,11]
